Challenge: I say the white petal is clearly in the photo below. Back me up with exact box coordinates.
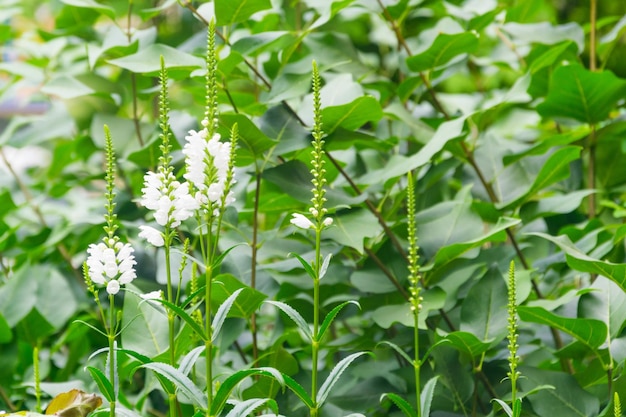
[139,225,165,247]
[290,213,314,229]
[106,280,120,295]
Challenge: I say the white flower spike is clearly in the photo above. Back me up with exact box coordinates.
[291,213,315,229]
[86,241,137,295]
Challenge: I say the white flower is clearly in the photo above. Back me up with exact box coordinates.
[290,213,315,229]
[141,290,163,300]
[323,217,333,227]
[107,280,120,295]
[138,225,165,247]
[183,126,235,214]
[86,241,137,295]
[140,170,199,228]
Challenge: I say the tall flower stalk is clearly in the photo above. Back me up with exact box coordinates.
[138,57,198,417]
[289,60,333,417]
[84,125,137,417]
[506,261,521,415]
[406,171,423,416]
[182,22,237,415]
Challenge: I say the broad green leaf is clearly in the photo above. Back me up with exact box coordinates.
[0,314,11,343]
[215,0,272,25]
[359,116,467,184]
[521,366,599,417]
[530,232,626,293]
[211,288,244,342]
[219,113,278,167]
[537,64,626,124]
[442,331,492,358]
[502,22,585,52]
[421,376,439,417]
[323,208,382,254]
[318,300,360,341]
[122,285,170,356]
[520,190,595,221]
[316,352,368,406]
[321,96,383,133]
[211,274,266,319]
[0,265,38,326]
[108,44,204,74]
[141,362,207,409]
[380,393,416,417]
[85,366,114,402]
[211,368,285,415]
[529,41,579,74]
[265,300,313,341]
[498,146,582,210]
[579,276,626,339]
[41,76,94,99]
[518,306,607,350]
[432,217,521,270]
[60,0,115,19]
[460,268,508,345]
[407,32,479,72]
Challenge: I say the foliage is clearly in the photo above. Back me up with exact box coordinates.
[1,0,626,416]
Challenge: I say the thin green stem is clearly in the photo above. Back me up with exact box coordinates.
[108,293,116,417]
[33,344,41,414]
[413,311,421,417]
[164,236,178,417]
[204,217,215,416]
[250,170,262,365]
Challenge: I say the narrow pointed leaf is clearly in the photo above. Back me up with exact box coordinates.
[420,376,439,417]
[178,346,205,376]
[151,297,207,342]
[283,374,315,409]
[212,288,245,342]
[492,398,515,417]
[265,300,313,341]
[289,252,316,280]
[224,398,278,417]
[85,366,114,402]
[141,362,207,409]
[376,340,413,365]
[380,393,416,417]
[316,352,368,406]
[318,300,360,341]
[211,368,285,415]
[319,253,332,280]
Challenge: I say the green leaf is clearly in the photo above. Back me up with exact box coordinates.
[289,252,316,280]
[321,96,383,133]
[141,362,207,409]
[60,0,115,19]
[502,22,585,52]
[121,286,172,356]
[215,0,272,25]
[85,366,114,402]
[323,209,382,254]
[518,306,607,350]
[282,374,315,409]
[380,393,416,417]
[152,297,207,342]
[521,367,599,417]
[41,75,94,99]
[211,274,266,319]
[219,114,278,167]
[107,44,204,74]
[460,267,509,345]
[443,331,492,358]
[432,217,521,270]
[212,288,244,342]
[178,346,205,377]
[376,340,413,366]
[420,376,439,417]
[0,265,38,327]
[318,300,360,341]
[407,32,479,72]
[265,300,313,341]
[530,232,626,293]
[0,314,11,343]
[579,276,626,339]
[316,352,368,406]
[211,368,285,415]
[537,64,626,124]
[224,398,278,417]
[492,399,515,417]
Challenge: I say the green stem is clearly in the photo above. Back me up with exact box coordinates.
[164,235,178,417]
[108,293,116,417]
[33,343,41,414]
[413,310,421,417]
[204,218,215,416]
[310,227,322,417]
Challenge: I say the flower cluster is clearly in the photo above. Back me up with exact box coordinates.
[183,118,235,216]
[86,239,137,295]
[140,170,199,228]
